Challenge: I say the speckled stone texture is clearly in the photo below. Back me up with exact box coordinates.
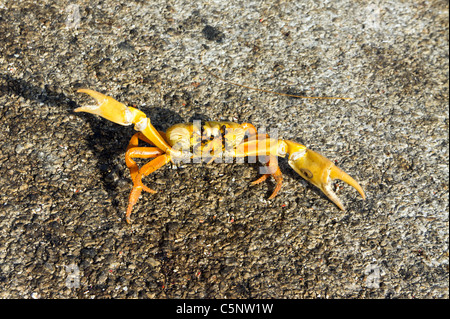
[0,0,448,298]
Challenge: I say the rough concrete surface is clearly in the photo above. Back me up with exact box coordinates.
[0,0,448,298]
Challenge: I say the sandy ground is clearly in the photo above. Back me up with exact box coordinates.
[0,0,448,298]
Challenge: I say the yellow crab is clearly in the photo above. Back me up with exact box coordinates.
[75,89,365,223]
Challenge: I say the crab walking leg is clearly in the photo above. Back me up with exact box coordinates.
[126,132,155,183]
[250,155,283,200]
[75,89,175,155]
[127,132,157,149]
[125,147,164,193]
[284,140,365,210]
[125,132,165,188]
[231,136,285,199]
[126,153,172,223]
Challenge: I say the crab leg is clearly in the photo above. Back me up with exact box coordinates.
[229,136,285,199]
[125,132,164,186]
[125,147,164,192]
[250,155,283,200]
[126,153,171,223]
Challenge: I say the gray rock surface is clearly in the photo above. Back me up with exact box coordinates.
[0,0,448,298]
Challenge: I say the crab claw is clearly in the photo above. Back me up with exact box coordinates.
[75,89,174,154]
[75,89,136,126]
[285,140,365,210]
